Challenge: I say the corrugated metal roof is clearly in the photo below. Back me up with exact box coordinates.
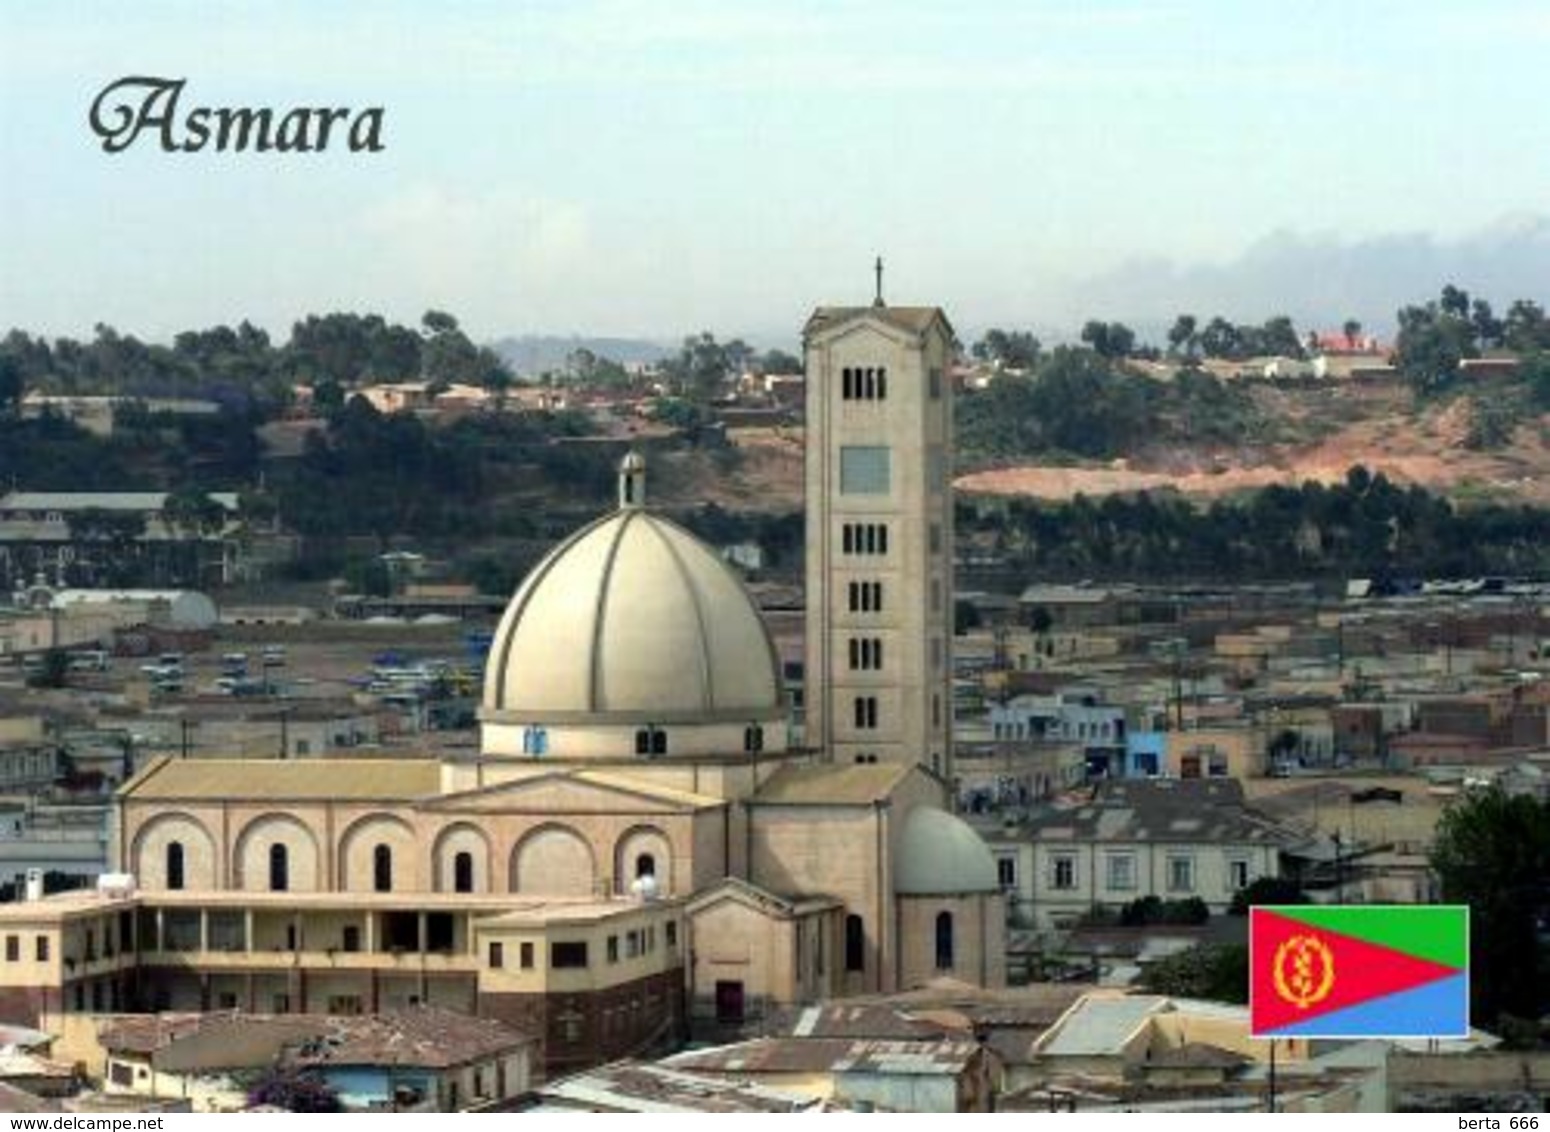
[540,1061,818,1113]
[665,1037,981,1077]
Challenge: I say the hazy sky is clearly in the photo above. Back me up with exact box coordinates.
[3,1,1548,345]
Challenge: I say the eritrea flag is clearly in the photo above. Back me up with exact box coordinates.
[1249,905,1469,1038]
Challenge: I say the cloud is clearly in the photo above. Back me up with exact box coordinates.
[1062,215,1550,332]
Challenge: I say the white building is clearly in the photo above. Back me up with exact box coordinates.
[987,779,1301,931]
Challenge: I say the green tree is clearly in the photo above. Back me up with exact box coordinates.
[26,648,71,690]
[1430,787,1550,1029]
[247,1068,343,1113]
[757,348,803,375]
[0,354,22,416]
[661,332,732,403]
[973,329,1041,370]
[1139,943,1248,1003]
[1504,300,1550,353]
[1394,300,1473,396]
[420,311,480,391]
[1198,317,1242,359]
[1229,875,1309,914]
[1259,315,1303,358]
[1342,318,1363,348]
[1080,320,1136,360]
[1167,314,1198,360]
[162,488,229,540]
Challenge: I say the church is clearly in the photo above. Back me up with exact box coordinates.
[0,300,1007,1077]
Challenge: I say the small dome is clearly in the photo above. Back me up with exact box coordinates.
[481,505,783,725]
[895,807,1000,895]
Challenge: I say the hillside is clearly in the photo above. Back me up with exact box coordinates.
[658,374,1550,515]
[954,374,1550,506]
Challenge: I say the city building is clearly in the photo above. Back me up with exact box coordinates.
[988,779,1301,931]
[0,294,1007,1082]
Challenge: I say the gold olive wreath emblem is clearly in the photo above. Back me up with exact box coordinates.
[1272,933,1336,1009]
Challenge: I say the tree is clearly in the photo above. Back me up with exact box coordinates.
[26,648,71,690]
[1394,301,1473,396]
[1259,315,1303,358]
[1504,300,1550,353]
[162,488,229,540]
[1198,317,1242,359]
[661,332,732,403]
[247,1067,343,1113]
[1229,875,1308,914]
[757,348,803,375]
[1080,320,1136,360]
[1470,299,1503,351]
[420,311,480,391]
[1139,943,1248,1003]
[1439,283,1470,320]
[0,354,22,416]
[1342,318,1362,349]
[1431,787,1550,1029]
[420,309,460,337]
[973,329,1041,370]
[1167,315,1198,360]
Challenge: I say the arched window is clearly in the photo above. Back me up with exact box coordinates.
[844,914,865,973]
[166,841,185,891]
[373,844,392,892]
[268,843,289,892]
[635,853,656,879]
[935,911,955,970]
[453,851,474,894]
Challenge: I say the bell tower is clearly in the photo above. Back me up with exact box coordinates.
[802,276,956,779]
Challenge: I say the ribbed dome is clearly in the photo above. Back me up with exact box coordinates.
[481,483,782,724]
[895,807,1000,895]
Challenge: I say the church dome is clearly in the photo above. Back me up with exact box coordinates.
[481,454,783,727]
[895,807,1000,895]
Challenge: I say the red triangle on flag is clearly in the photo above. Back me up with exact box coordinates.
[1250,908,1460,1033]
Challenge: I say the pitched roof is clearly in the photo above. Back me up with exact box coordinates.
[120,756,440,802]
[750,762,915,806]
[1024,779,1298,846]
[803,305,953,341]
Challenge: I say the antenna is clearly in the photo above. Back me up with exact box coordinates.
[873,256,885,307]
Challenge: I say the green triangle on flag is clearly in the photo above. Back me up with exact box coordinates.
[1259,905,1467,969]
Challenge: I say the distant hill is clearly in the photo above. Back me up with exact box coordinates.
[488,334,671,376]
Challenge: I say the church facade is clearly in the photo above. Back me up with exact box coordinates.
[0,301,1006,1077]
